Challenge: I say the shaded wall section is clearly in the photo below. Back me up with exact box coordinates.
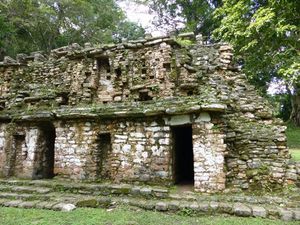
[32,122,55,179]
[0,125,38,178]
[53,119,172,184]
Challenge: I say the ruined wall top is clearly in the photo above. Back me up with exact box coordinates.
[0,32,242,121]
[0,33,230,66]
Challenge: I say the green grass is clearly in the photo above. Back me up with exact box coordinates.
[286,123,300,161]
[0,206,298,225]
[286,123,300,148]
[290,149,300,161]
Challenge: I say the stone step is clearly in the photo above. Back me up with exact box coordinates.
[0,179,299,221]
[0,179,169,199]
[120,198,300,221]
[0,184,51,194]
[0,179,299,209]
[0,192,50,201]
[0,198,76,211]
[0,189,87,204]
[0,194,299,221]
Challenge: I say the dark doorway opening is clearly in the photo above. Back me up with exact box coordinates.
[138,90,152,101]
[172,125,194,185]
[6,134,26,177]
[32,122,56,179]
[97,57,110,73]
[95,133,111,178]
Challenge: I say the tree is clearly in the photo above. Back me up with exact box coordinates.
[0,0,145,59]
[113,21,146,42]
[144,0,222,36]
[0,14,14,59]
[213,0,300,126]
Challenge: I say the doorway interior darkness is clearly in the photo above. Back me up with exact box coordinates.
[172,125,194,184]
[32,122,56,179]
[95,133,111,178]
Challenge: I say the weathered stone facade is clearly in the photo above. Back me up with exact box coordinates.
[0,33,296,192]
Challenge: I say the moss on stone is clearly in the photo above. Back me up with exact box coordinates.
[175,38,195,47]
[76,198,98,208]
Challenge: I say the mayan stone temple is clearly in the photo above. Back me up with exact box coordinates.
[0,33,296,193]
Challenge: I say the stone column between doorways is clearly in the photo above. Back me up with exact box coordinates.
[192,121,226,193]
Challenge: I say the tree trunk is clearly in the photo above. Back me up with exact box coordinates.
[290,85,300,127]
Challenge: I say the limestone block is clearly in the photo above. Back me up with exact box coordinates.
[233,203,252,217]
[53,203,76,212]
[135,144,144,152]
[209,201,219,210]
[280,209,294,221]
[164,115,191,126]
[293,209,300,220]
[158,138,169,145]
[130,132,145,138]
[195,112,211,122]
[155,202,168,211]
[252,206,267,218]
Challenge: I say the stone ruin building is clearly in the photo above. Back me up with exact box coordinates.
[0,33,297,193]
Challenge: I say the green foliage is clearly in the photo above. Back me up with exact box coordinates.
[290,149,300,161]
[286,123,300,148]
[286,123,300,161]
[76,199,98,208]
[178,207,196,217]
[246,165,270,178]
[213,0,300,125]
[0,0,145,59]
[113,21,145,42]
[175,38,194,47]
[0,14,14,57]
[267,93,292,121]
[213,0,299,90]
[144,0,222,36]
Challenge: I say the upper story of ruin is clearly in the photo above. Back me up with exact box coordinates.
[0,32,273,121]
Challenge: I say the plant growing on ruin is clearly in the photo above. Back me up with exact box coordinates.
[213,0,300,126]
[175,38,194,47]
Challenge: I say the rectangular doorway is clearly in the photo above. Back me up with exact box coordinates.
[32,122,56,179]
[95,133,111,178]
[172,125,194,184]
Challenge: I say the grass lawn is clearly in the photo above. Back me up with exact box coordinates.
[286,123,300,161]
[0,206,298,225]
[290,149,300,161]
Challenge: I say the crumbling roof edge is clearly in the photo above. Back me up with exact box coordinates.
[0,32,233,67]
[0,102,227,122]
[0,33,196,66]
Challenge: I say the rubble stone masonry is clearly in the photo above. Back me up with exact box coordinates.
[0,33,298,192]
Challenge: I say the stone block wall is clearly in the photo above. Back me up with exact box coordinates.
[0,38,191,111]
[52,115,227,190]
[53,119,172,184]
[1,114,228,191]
[54,121,95,180]
[189,39,290,190]
[286,162,300,186]
[0,124,7,174]
[0,124,39,178]
[0,33,292,192]
[109,120,171,183]
[224,119,289,190]
[193,122,226,192]
[21,127,39,178]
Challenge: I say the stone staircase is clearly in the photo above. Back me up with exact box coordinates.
[0,178,299,221]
